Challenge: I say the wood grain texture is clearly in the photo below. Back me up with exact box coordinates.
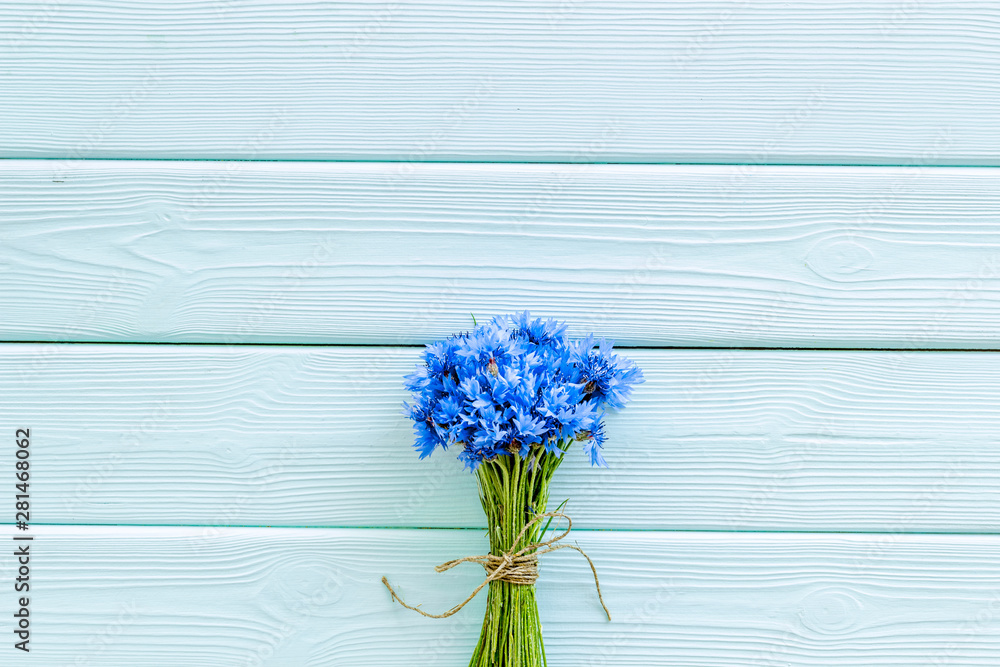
[6,161,1000,346]
[4,524,1000,666]
[0,1,998,163]
[5,343,1000,531]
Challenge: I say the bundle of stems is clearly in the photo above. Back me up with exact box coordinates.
[469,443,570,667]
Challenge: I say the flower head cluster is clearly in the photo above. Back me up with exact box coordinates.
[403,312,644,470]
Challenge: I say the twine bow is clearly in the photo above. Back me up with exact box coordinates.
[381,512,610,620]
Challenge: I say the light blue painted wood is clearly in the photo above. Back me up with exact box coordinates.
[2,1,998,660]
[5,161,1000,346]
[4,524,1000,666]
[5,344,1000,532]
[0,1,997,163]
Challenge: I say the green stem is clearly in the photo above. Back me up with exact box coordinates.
[469,446,567,667]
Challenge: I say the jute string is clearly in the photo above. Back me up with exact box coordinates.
[381,512,610,620]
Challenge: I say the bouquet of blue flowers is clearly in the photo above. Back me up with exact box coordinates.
[383,312,643,667]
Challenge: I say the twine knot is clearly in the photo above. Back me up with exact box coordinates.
[381,512,610,620]
[478,551,538,585]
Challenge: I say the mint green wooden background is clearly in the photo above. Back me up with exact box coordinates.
[3,2,1000,665]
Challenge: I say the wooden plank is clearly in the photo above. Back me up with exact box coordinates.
[6,344,1000,531]
[6,161,1000,346]
[0,1,996,163]
[5,524,1000,665]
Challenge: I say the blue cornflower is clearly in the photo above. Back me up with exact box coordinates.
[578,420,608,467]
[402,313,643,470]
[573,337,645,410]
[508,404,548,441]
[403,401,443,459]
[509,310,569,347]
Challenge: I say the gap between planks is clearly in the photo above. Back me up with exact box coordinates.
[7,340,1000,353]
[6,522,1000,536]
